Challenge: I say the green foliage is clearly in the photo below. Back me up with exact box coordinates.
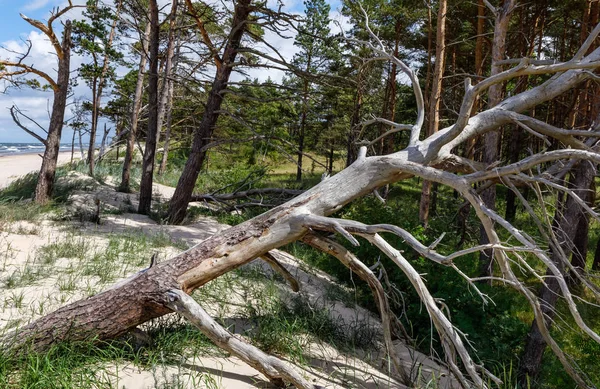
[277,181,530,374]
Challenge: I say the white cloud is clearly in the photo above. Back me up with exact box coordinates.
[329,9,351,35]
[22,0,50,12]
[0,19,96,144]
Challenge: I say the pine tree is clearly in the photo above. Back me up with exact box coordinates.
[291,0,335,181]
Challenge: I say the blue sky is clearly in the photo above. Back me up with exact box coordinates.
[0,0,347,144]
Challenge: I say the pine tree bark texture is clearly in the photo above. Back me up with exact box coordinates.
[34,21,72,204]
[138,0,160,215]
[419,0,447,227]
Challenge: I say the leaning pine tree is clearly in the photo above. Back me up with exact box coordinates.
[4,9,600,389]
[0,2,81,203]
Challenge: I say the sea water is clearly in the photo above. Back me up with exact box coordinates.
[0,143,73,156]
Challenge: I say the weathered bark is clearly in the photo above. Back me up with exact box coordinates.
[119,20,151,193]
[479,0,516,278]
[158,35,181,175]
[518,160,596,384]
[34,22,72,204]
[166,289,314,388]
[155,0,179,149]
[419,0,447,228]
[138,0,160,215]
[166,0,252,224]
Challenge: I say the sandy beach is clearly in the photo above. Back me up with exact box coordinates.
[0,151,73,188]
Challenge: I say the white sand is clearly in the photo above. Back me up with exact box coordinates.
[0,151,73,188]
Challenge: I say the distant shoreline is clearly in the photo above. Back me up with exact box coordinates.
[0,143,78,158]
[0,151,73,188]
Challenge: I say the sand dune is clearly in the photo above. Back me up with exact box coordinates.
[0,151,74,188]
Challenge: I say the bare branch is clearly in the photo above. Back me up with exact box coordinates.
[302,233,413,385]
[19,2,82,60]
[9,106,47,145]
[184,0,223,70]
[0,60,58,91]
[260,251,299,292]
[165,289,315,388]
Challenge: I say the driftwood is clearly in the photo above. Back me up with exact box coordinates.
[3,15,600,389]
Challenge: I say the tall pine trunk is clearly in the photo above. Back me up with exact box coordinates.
[167,0,252,224]
[34,22,72,203]
[138,0,160,215]
[87,1,121,176]
[158,13,182,175]
[419,0,447,228]
[155,0,179,150]
[119,21,151,193]
[479,0,515,278]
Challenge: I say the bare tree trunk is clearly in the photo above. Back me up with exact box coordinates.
[166,0,252,224]
[479,0,516,278]
[518,160,597,384]
[383,18,402,156]
[297,78,310,182]
[119,21,151,193]
[158,88,176,175]
[34,22,72,204]
[155,0,179,150]
[138,0,160,215]
[419,0,447,228]
[158,27,182,175]
[87,1,121,176]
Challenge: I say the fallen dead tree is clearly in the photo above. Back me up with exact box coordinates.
[190,187,305,202]
[3,14,600,389]
[191,188,304,212]
[190,187,306,210]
